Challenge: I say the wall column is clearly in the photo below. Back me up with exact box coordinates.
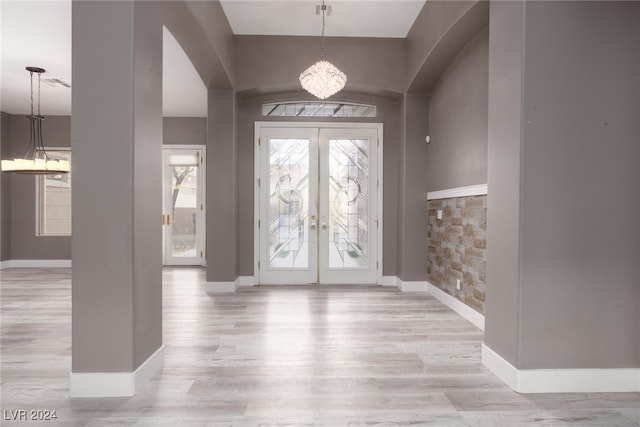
[485,0,640,393]
[0,113,11,263]
[397,94,430,283]
[70,0,163,397]
[204,90,238,292]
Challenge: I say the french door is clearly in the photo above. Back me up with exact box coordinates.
[162,146,206,266]
[255,123,382,284]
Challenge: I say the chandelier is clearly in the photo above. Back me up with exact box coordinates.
[1,67,70,174]
[299,1,346,99]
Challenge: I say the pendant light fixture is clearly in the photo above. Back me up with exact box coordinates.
[299,1,347,99]
[1,67,70,174]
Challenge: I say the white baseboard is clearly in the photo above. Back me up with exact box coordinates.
[426,281,484,330]
[69,345,164,398]
[399,281,429,292]
[482,344,640,393]
[482,344,519,390]
[237,276,256,287]
[387,276,485,331]
[0,259,72,269]
[205,280,238,293]
[381,276,400,287]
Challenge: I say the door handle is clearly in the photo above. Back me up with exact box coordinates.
[310,223,317,230]
[321,223,327,230]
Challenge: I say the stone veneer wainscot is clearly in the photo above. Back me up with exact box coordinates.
[427,195,486,313]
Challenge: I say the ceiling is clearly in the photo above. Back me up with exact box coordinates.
[219,0,426,38]
[1,0,425,117]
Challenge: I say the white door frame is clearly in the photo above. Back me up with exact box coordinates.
[162,145,206,266]
[254,121,383,285]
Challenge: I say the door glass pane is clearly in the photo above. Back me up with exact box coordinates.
[268,139,309,269]
[171,163,198,257]
[328,139,369,269]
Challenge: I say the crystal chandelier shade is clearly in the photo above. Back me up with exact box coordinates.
[1,67,70,174]
[299,1,346,99]
[299,60,347,100]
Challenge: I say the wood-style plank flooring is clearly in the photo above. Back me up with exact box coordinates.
[1,267,638,426]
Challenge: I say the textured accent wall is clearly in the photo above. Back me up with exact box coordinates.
[427,195,486,313]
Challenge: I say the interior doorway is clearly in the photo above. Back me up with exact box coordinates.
[255,123,383,284]
[162,146,206,266]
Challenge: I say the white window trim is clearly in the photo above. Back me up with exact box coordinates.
[35,147,72,237]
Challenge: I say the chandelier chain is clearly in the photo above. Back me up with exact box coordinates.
[37,70,41,116]
[29,70,34,116]
[299,0,346,99]
[1,66,69,174]
[321,1,326,55]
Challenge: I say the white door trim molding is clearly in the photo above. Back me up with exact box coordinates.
[482,344,640,393]
[254,122,383,285]
[162,145,206,267]
[69,345,164,398]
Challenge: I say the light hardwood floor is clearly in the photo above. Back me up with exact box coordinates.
[1,267,638,426]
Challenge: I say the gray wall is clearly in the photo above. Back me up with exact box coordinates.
[0,113,10,260]
[71,0,163,372]
[235,36,406,96]
[519,0,640,369]
[406,0,488,92]
[426,27,488,191]
[486,0,640,369]
[184,1,235,87]
[231,33,409,279]
[397,94,429,281]
[9,115,72,260]
[163,0,233,90]
[1,116,204,261]
[236,91,403,278]
[163,117,206,145]
[206,90,237,283]
[484,0,524,367]
[398,26,488,282]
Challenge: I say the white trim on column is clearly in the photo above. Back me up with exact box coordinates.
[0,259,72,269]
[237,276,256,287]
[426,281,485,330]
[381,276,400,287]
[427,184,488,200]
[481,344,519,390]
[482,344,640,393]
[69,345,164,398]
[398,281,429,292]
[205,280,238,293]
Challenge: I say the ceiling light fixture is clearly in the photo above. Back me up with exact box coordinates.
[299,1,346,100]
[1,67,70,175]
